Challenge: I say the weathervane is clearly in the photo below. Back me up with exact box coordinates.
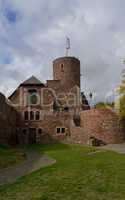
[121,59,125,78]
[66,37,70,56]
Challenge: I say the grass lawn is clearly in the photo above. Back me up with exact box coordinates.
[0,144,25,169]
[0,143,125,199]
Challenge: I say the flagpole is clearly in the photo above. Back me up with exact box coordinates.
[66,48,68,57]
[66,37,70,57]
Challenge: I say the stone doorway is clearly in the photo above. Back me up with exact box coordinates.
[29,128,36,144]
[89,136,106,147]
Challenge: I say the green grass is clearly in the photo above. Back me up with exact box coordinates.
[0,144,25,169]
[0,143,125,199]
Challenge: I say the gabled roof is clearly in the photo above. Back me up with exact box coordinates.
[8,76,45,100]
[20,76,45,86]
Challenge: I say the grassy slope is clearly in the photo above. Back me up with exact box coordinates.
[0,143,125,200]
[0,145,25,169]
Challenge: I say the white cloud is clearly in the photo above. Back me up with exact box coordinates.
[0,0,125,102]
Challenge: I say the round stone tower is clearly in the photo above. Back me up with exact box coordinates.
[53,56,80,90]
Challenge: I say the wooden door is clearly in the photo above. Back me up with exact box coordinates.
[29,128,36,144]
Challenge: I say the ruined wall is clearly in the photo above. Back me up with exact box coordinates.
[0,93,17,145]
[80,109,124,144]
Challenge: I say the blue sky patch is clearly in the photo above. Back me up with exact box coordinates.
[0,55,12,65]
[4,8,18,24]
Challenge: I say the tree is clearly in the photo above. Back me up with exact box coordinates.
[117,72,125,119]
[94,102,114,109]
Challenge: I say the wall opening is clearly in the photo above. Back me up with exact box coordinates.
[36,111,40,120]
[30,111,34,120]
[24,111,28,120]
[56,127,65,134]
[89,136,106,146]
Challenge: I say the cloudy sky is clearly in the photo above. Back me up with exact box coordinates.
[0,0,125,102]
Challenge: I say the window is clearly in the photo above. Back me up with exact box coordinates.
[62,128,65,133]
[57,128,60,134]
[64,107,69,112]
[56,127,65,134]
[36,111,40,120]
[22,129,27,135]
[24,111,28,120]
[60,64,64,72]
[38,128,42,134]
[24,111,40,121]
[30,111,34,120]
[28,89,38,105]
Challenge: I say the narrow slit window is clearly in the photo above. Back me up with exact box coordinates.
[57,128,60,134]
[24,111,28,120]
[60,64,64,72]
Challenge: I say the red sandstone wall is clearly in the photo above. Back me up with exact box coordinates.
[16,112,72,144]
[0,93,17,145]
[69,126,88,144]
[80,109,124,144]
[53,57,80,90]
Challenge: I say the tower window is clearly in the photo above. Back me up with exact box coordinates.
[60,64,64,72]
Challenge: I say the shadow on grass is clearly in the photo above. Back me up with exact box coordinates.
[0,144,10,150]
[21,142,70,154]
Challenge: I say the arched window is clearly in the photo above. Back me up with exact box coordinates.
[36,111,40,120]
[24,111,28,120]
[28,89,38,105]
[30,111,34,120]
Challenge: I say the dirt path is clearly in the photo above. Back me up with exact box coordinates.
[0,151,56,185]
[87,150,106,155]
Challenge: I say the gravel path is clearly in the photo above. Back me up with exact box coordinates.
[0,151,56,185]
[101,143,125,154]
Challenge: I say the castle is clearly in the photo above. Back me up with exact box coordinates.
[0,56,124,146]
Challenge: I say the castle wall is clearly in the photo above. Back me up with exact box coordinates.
[0,93,17,145]
[80,109,124,144]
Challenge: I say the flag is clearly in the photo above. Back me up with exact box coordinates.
[66,37,70,50]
